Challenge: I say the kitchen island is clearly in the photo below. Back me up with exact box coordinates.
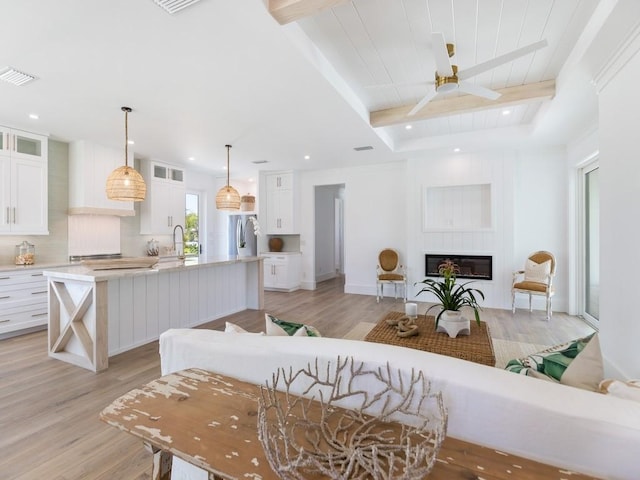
[43,256,263,372]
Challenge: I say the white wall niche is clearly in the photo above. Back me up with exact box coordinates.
[422,183,493,232]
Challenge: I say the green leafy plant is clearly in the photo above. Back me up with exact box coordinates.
[416,260,484,328]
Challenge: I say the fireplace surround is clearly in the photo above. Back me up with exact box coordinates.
[425,254,492,281]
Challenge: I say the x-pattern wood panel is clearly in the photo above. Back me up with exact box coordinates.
[48,279,108,372]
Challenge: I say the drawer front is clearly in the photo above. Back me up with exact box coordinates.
[0,302,48,332]
[0,280,47,302]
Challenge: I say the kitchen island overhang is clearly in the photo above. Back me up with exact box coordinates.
[43,256,264,372]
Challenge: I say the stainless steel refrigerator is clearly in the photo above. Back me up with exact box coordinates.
[228,214,258,256]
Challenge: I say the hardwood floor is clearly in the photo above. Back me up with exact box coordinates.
[0,276,594,479]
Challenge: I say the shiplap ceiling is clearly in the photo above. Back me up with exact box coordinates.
[278,0,600,152]
[0,0,607,180]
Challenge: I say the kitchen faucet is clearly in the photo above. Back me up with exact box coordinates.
[173,224,185,259]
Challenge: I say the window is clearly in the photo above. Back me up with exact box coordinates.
[185,193,200,256]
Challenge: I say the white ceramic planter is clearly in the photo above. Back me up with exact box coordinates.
[436,310,470,338]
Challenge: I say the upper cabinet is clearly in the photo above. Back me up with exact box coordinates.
[139,160,186,235]
[0,127,48,235]
[68,140,135,216]
[264,171,298,234]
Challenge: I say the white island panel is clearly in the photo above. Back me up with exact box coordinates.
[45,256,264,371]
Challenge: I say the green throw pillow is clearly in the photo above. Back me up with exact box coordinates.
[505,333,603,391]
[265,313,321,337]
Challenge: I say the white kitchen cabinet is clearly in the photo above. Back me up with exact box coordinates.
[140,160,186,235]
[262,252,301,291]
[265,171,298,234]
[0,268,48,336]
[68,140,135,216]
[0,126,47,161]
[0,127,48,234]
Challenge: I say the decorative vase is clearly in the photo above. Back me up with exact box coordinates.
[436,310,470,338]
[237,246,252,257]
[268,237,283,252]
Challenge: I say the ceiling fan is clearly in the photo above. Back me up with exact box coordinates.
[406,33,548,116]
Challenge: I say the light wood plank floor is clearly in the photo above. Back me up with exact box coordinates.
[0,276,594,479]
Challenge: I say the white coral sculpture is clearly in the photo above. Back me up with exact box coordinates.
[258,356,447,480]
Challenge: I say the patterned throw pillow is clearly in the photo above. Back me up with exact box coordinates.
[265,313,321,337]
[524,259,551,283]
[505,333,603,391]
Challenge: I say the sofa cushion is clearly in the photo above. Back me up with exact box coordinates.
[505,333,603,391]
[224,321,264,335]
[265,313,321,337]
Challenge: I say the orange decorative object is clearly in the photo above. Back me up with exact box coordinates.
[268,237,283,252]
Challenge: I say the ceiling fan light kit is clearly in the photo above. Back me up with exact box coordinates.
[106,107,147,202]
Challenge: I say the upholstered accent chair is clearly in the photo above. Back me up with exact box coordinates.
[376,248,407,303]
[512,251,556,319]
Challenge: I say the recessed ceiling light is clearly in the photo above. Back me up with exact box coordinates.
[29,113,39,120]
[304,155,310,160]
[188,157,195,161]
[127,140,135,145]
[223,165,227,170]
[405,125,412,130]
[248,178,255,183]
[502,110,511,116]
[454,148,461,152]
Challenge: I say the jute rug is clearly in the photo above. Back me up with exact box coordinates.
[342,322,549,369]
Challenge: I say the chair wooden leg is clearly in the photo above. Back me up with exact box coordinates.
[512,291,516,313]
[376,283,381,303]
[528,294,532,312]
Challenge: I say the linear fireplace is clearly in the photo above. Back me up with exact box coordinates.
[425,254,492,281]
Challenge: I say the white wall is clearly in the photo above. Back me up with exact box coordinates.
[299,147,569,312]
[299,163,408,293]
[597,35,640,379]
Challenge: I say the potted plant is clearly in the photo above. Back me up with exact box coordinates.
[416,259,484,337]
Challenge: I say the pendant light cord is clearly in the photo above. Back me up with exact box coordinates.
[122,106,132,168]
[225,144,232,188]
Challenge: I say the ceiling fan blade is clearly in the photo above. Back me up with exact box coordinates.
[458,39,548,80]
[458,81,501,100]
[408,87,438,116]
[432,32,454,77]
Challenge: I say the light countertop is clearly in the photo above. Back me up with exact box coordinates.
[42,255,263,282]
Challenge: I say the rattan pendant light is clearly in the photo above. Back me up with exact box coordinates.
[106,106,146,201]
[215,144,241,210]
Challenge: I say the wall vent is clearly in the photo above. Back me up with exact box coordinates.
[252,160,269,164]
[353,145,373,151]
[152,0,202,14]
[0,68,36,86]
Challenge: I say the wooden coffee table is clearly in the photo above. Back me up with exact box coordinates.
[365,311,496,366]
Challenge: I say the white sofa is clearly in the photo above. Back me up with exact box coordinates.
[159,328,640,480]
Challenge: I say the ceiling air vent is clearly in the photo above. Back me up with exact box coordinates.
[0,68,36,86]
[353,146,373,151]
[152,0,202,14]
[252,160,268,164]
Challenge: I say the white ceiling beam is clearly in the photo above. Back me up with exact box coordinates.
[370,80,556,128]
[268,0,349,25]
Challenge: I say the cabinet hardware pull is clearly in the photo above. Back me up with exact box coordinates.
[0,319,9,323]
[0,276,10,280]
[12,207,16,224]
[0,295,10,300]
[31,273,44,277]
[31,312,48,318]
[31,291,47,295]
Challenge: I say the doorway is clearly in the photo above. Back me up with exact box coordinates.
[580,161,599,325]
[314,184,345,283]
[185,192,201,256]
